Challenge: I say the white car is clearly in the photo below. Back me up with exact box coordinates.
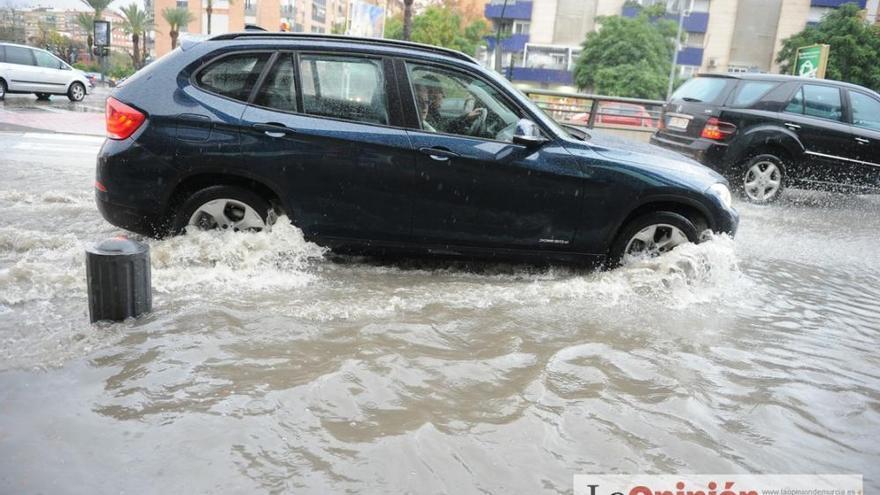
[0,42,90,101]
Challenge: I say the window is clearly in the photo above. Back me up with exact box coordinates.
[0,45,5,63]
[34,50,62,69]
[850,91,880,131]
[312,0,326,22]
[299,55,388,125]
[407,62,522,142]
[670,77,733,104]
[786,84,842,121]
[195,53,270,102]
[254,53,296,112]
[513,21,530,35]
[5,45,34,66]
[730,81,777,107]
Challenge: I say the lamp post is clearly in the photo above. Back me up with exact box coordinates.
[666,5,686,99]
[493,0,510,74]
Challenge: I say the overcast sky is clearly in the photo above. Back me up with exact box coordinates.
[1,0,143,10]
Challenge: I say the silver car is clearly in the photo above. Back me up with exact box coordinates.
[0,42,90,101]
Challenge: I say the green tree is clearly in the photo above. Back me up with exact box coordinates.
[45,31,85,64]
[79,0,112,20]
[776,3,880,91]
[75,12,95,57]
[119,3,153,69]
[162,7,194,50]
[385,6,489,56]
[573,12,677,99]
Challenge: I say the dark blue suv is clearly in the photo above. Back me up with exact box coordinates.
[96,33,738,266]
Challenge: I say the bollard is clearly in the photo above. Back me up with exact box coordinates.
[85,237,152,323]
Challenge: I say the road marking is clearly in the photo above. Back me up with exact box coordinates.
[13,143,99,154]
[22,132,105,145]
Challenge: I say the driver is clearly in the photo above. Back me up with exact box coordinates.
[413,74,484,135]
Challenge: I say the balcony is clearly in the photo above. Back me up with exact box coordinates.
[508,67,573,85]
[485,34,529,53]
[810,0,865,6]
[485,1,532,21]
[675,47,703,66]
[622,7,709,33]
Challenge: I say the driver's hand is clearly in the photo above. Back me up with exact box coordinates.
[464,109,483,121]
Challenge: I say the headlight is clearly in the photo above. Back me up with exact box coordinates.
[707,183,732,209]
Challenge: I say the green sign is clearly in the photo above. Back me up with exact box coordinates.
[794,44,830,79]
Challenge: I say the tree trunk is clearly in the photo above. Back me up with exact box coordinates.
[171,30,179,49]
[87,35,93,62]
[403,0,413,40]
[142,31,148,65]
[206,4,213,35]
[132,33,140,68]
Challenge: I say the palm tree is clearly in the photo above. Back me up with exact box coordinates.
[75,12,94,60]
[119,4,153,68]
[205,0,234,35]
[403,0,413,40]
[79,0,112,20]
[162,7,194,50]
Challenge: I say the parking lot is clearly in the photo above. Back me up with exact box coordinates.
[1,93,879,493]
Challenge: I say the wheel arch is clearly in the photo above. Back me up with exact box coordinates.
[607,196,712,251]
[166,172,287,218]
[727,125,803,171]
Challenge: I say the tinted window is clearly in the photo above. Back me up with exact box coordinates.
[670,77,732,104]
[254,53,296,112]
[0,45,5,63]
[5,46,34,66]
[299,55,388,125]
[407,62,521,142]
[34,50,62,69]
[731,81,777,107]
[850,91,880,131]
[195,53,270,102]
[786,84,843,121]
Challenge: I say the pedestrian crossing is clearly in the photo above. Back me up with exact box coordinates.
[1,131,105,158]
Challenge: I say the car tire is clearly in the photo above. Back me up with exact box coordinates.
[171,185,273,235]
[67,82,85,102]
[607,211,702,268]
[739,153,785,204]
[0,79,6,100]
[35,92,51,100]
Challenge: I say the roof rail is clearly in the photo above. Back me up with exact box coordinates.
[208,32,478,64]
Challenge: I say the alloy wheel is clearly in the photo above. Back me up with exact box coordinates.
[624,223,690,258]
[744,160,782,202]
[70,84,85,101]
[188,198,265,232]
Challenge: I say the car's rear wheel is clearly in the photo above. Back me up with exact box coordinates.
[607,211,702,268]
[172,185,273,235]
[67,82,85,102]
[35,92,51,100]
[740,153,784,204]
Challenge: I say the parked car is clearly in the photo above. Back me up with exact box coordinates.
[569,102,655,128]
[96,33,737,266]
[0,42,90,101]
[651,73,880,203]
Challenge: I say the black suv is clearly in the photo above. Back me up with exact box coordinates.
[651,73,880,203]
[96,33,737,265]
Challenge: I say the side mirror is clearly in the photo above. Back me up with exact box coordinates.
[512,118,548,147]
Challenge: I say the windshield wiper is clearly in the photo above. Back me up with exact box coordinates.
[681,97,702,102]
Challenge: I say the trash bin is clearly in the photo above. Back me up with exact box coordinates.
[85,237,152,323]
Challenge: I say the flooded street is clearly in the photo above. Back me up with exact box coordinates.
[1,131,879,493]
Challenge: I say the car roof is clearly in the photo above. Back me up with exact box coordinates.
[695,72,877,93]
[208,32,478,64]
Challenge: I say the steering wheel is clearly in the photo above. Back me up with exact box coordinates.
[466,108,488,137]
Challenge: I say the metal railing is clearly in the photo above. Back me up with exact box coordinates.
[522,88,666,132]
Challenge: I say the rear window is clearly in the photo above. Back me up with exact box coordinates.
[0,45,5,63]
[670,77,732,104]
[195,52,270,102]
[730,81,778,107]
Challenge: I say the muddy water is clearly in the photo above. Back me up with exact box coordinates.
[1,134,879,494]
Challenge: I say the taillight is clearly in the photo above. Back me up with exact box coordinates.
[106,97,145,140]
[700,117,736,140]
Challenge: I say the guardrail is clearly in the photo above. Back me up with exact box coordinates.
[522,88,666,141]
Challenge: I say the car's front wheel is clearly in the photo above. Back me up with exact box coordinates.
[67,82,85,102]
[171,185,273,235]
[741,153,784,204]
[607,211,702,268]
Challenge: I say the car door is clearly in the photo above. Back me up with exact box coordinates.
[31,49,70,93]
[2,45,38,92]
[780,83,855,186]
[399,60,583,250]
[239,51,415,242]
[845,90,880,189]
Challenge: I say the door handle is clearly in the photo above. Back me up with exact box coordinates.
[784,122,801,130]
[855,137,870,145]
[418,147,460,161]
[253,122,291,138]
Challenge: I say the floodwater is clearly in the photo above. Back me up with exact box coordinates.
[1,132,879,494]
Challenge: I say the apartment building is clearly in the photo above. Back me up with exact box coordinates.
[485,0,871,90]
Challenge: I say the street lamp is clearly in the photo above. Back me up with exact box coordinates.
[493,0,510,74]
[666,4,686,100]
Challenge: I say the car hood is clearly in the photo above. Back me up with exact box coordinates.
[564,129,726,189]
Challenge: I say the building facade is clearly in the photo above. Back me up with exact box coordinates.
[485,0,871,90]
